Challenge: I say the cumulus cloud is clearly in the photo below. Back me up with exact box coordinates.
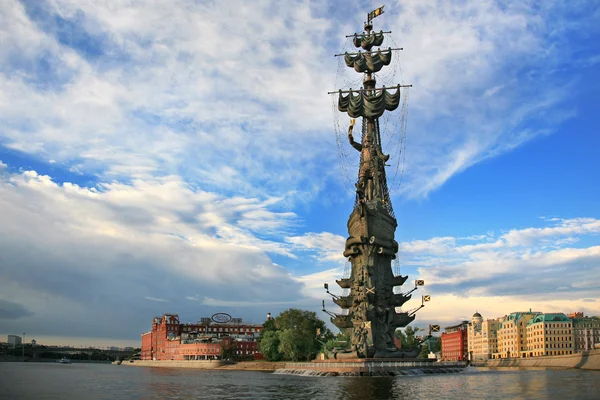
[0,168,305,340]
[299,218,600,320]
[286,232,346,263]
[414,293,599,327]
[0,0,599,343]
[1,0,597,202]
[405,218,600,304]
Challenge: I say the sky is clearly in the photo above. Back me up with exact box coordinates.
[0,0,599,347]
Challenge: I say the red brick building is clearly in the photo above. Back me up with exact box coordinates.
[141,313,264,361]
[441,321,469,361]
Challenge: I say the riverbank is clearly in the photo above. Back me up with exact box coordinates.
[114,359,285,371]
[114,350,600,372]
[116,359,466,376]
[475,349,600,371]
[0,356,112,364]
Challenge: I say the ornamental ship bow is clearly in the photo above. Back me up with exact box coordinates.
[323,6,426,359]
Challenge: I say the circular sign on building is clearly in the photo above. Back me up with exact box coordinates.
[211,312,232,323]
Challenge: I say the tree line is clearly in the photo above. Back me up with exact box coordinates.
[258,308,440,361]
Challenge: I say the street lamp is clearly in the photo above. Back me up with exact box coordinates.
[22,333,26,361]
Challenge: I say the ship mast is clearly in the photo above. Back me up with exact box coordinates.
[323,6,427,359]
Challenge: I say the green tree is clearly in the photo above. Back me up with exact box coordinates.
[324,329,351,353]
[220,345,234,361]
[258,308,331,361]
[278,328,313,361]
[259,331,282,361]
[259,318,277,338]
[395,326,422,348]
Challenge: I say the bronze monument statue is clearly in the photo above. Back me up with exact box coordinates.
[323,6,427,359]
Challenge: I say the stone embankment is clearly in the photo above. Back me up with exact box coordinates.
[114,360,284,371]
[476,349,600,371]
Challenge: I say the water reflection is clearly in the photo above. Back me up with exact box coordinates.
[338,377,400,400]
[2,363,600,400]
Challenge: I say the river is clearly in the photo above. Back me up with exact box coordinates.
[1,363,599,399]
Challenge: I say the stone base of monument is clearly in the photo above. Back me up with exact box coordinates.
[275,359,469,377]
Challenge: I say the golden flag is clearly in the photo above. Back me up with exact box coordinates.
[416,279,425,286]
[430,324,440,332]
[423,295,431,302]
[368,6,385,21]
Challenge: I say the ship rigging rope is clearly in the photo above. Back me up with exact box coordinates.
[332,33,410,194]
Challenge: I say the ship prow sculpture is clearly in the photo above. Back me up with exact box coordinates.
[322,6,429,360]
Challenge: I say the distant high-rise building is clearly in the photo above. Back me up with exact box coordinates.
[7,335,21,347]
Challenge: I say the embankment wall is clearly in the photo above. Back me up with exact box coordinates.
[115,360,283,371]
[479,349,600,371]
[117,360,229,369]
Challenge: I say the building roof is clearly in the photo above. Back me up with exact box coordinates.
[473,312,482,318]
[572,316,600,321]
[528,313,570,325]
[444,321,469,332]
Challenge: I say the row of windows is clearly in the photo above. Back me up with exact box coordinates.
[528,329,572,335]
[528,337,572,342]
[181,348,220,354]
[182,326,258,333]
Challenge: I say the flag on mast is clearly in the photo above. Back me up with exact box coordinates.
[368,6,385,23]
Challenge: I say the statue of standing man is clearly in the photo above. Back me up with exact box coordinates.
[348,119,390,201]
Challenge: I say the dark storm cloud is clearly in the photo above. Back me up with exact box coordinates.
[0,299,34,320]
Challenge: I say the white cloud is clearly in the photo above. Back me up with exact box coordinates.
[416,293,600,326]
[1,0,599,342]
[144,297,169,303]
[0,168,305,338]
[402,218,600,302]
[1,0,596,202]
[286,232,347,263]
[501,218,600,247]
[295,267,345,300]
[293,217,600,314]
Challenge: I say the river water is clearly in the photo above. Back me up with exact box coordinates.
[1,363,599,400]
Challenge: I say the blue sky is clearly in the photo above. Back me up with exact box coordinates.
[1,0,599,347]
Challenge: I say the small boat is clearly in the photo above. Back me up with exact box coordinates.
[57,357,71,364]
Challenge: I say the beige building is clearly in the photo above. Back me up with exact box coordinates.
[572,316,600,352]
[526,313,573,357]
[467,312,499,361]
[493,311,540,359]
